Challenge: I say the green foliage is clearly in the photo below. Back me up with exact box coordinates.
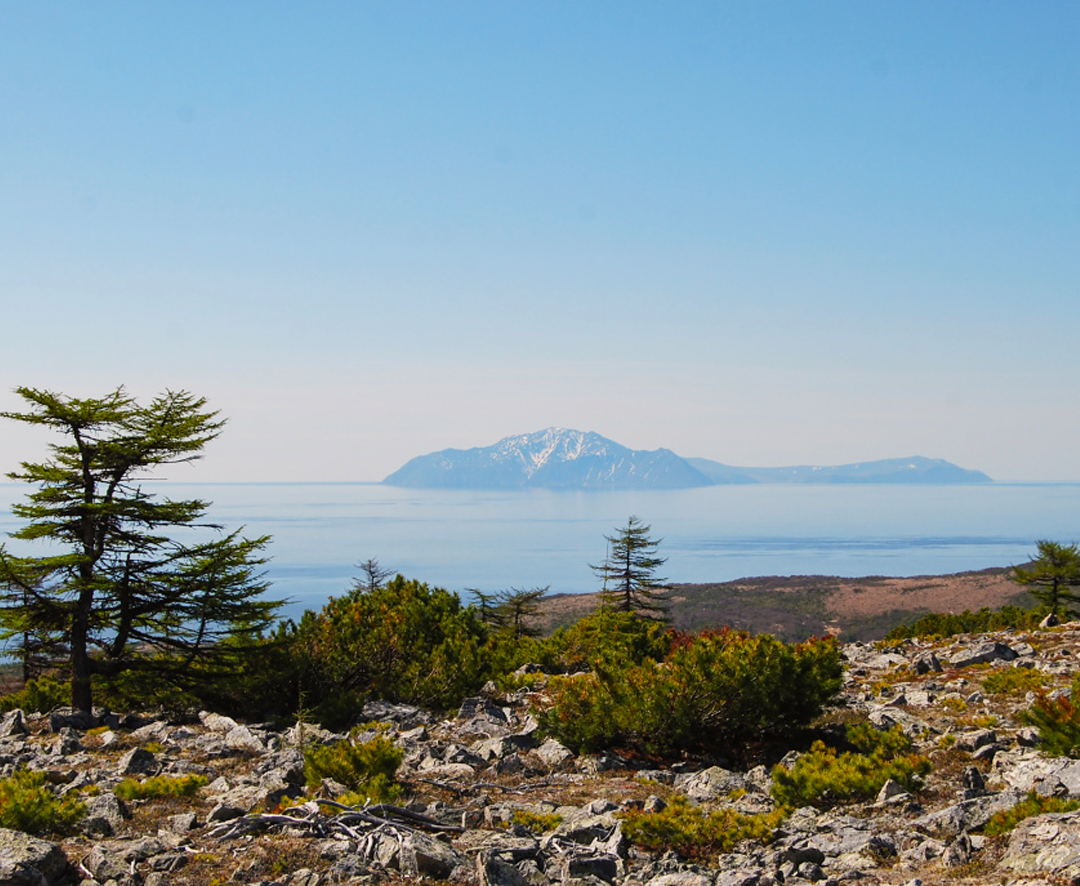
[509,809,563,833]
[303,735,402,803]
[0,674,69,713]
[1017,674,1080,757]
[0,769,85,834]
[592,516,670,619]
[771,724,931,809]
[291,576,489,726]
[114,774,208,801]
[983,790,1080,836]
[537,629,842,757]
[981,667,1047,697]
[541,609,673,673]
[621,795,787,860]
[1013,540,1080,619]
[0,386,280,713]
[883,605,1039,642]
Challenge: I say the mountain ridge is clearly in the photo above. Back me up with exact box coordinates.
[382,428,992,489]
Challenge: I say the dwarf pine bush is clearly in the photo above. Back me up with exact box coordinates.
[622,796,787,860]
[537,629,842,758]
[114,774,208,801]
[303,735,402,803]
[982,666,1046,697]
[771,724,931,809]
[1018,674,1080,757]
[0,675,70,713]
[983,790,1080,836]
[0,770,85,834]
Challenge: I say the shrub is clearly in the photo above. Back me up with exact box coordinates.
[291,577,490,726]
[1018,674,1080,757]
[983,790,1080,836]
[621,795,787,860]
[537,629,842,758]
[0,770,85,834]
[771,724,931,809]
[303,735,402,803]
[982,667,1046,697]
[114,774,208,801]
[510,810,563,833]
[883,605,1039,642]
[0,675,70,713]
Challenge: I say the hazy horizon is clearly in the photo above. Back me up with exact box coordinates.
[3,3,1078,483]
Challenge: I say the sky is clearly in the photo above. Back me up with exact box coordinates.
[1,2,1078,483]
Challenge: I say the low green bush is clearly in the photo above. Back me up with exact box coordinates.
[883,605,1039,642]
[0,770,85,834]
[982,667,1047,697]
[114,774,208,801]
[303,735,402,803]
[621,795,787,860]
[1018,675,1080,757]
[771,724,931,809]
[0,675,70,713]
[983,790,1080,836]
[510,809,563,833]
[537,629,842,758]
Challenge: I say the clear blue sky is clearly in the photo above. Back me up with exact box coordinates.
[2,2,1078,481]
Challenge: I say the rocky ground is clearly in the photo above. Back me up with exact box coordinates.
[6,624,1080,886]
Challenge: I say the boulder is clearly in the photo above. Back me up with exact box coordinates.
[949,641,1018,669]
[1001,811,1080,880]
[0,828,70,886]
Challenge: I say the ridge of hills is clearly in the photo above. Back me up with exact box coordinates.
[382,428,992,489]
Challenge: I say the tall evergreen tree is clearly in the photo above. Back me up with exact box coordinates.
[591,516,670,620]
[1012,539,1080,619]
[0,387,280,713]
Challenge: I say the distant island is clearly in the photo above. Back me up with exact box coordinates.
[381,428,992,489]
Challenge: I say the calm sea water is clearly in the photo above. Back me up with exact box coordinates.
[2,482,1079,620]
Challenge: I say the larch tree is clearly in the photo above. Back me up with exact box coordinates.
[0,387,280,713]
[591,515,670,620]
[1012,539,1080,620]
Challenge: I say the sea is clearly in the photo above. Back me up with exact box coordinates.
[2,481,1079,621]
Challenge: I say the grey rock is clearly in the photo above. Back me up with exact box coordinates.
[455,830,540,861]
[82,845,128,883]
[165,811,200,833]
[556,853,620,883]
[949,641,1018,669]
[914,788,1027,838]
[148,852,188,873]
[79,792,128,837]
[1001,811,1080,879]
[953,729,996,752]
[116,746,158,776]
[911,652,942,674]
[674,766,746,802]
[0,710,28,739]
[399,832,466,879]
[361,699,434,727]
[940,834,972,868]
[0,828,70,886]
[477,852,533,886]
[48,708,98,733]
[535,738,574,770]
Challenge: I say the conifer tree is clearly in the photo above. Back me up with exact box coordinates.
[496,586,547,639]
[0,387,279,713]
[1012,540,1080,619]
[591,516,670,620]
